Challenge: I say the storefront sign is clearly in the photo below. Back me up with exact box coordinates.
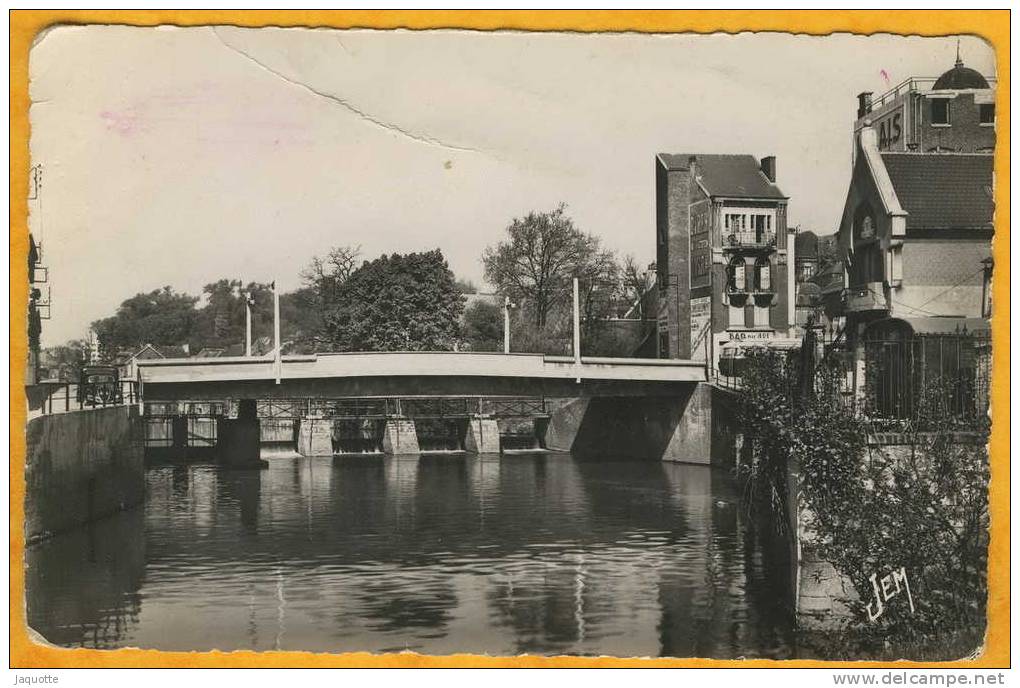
[727,329,775,342]
[690,203,712,289]
[690,296,711,360]
[875,104,906,151]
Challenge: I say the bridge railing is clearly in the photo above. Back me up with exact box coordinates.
[32,380,139,416]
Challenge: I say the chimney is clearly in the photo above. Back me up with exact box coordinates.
[760,155,777,183]
[857,91,873,119]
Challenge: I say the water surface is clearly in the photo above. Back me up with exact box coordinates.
[26,454,795,658]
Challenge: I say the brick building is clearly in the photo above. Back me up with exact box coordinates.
[853,52,995,155]
[654,153,792,370]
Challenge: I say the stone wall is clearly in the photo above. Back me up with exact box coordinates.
[542,384,737,466]
[25,406,145,542]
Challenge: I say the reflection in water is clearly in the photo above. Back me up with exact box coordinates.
[25,454,795,657]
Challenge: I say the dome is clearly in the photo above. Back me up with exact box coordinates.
[933,57,990,90]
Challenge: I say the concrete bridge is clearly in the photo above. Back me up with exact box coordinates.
[136,351,722,466]
[136,351,706,400]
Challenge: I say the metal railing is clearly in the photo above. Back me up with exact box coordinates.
[724,230,776,249]
[35,380,139,415]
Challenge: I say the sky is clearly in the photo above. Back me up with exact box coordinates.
[28,26,995,346]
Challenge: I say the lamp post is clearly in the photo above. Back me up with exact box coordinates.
[572,276,581,366]
[272,279,281,384]
[244,288,254,357]
[503,295,516,354]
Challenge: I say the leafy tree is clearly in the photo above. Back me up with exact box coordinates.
[483,203,623,354]
[92,287,199,358]
[41,339,89,380]
[191,279,275,351]
[462,300,503,352]
[322,250,465,351]
[484,204,612,328]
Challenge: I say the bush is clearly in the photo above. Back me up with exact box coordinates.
[738,352,989,657]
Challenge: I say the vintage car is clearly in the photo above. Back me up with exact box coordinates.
[718,337,802,378]
[76,364,123,407]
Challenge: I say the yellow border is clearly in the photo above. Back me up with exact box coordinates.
[9,9,1010,668]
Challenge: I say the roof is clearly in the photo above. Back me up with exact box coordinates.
[933,60,990,90]
[657,153,786,200]
[880,153,994,231]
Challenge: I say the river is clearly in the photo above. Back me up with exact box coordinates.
[25,453,796,658]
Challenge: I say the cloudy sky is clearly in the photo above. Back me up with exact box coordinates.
[29,26,994,345]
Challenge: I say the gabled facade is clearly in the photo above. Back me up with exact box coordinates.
[655,153,792,371]
[835,55,995,420]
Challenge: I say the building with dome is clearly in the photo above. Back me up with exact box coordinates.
[853,50,996,154]
[832,51,995,421]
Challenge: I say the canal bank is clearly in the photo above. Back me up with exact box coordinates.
[25,406,145,542]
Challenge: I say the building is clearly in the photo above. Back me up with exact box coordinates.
[114,343,190,381]
[654,153,792,370]
[853,50,996,155]
[835,54,995,419]
[792,231,840,332]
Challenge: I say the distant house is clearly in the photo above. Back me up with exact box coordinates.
[114,343,189,381]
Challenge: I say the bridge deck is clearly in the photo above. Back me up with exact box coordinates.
[139,351,705,383]
[137,352,706,400]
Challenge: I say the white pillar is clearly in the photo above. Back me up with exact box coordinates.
[273,280,282,384]
[504,295,511,354]
[572,277,581,365]
[245,296,252,357]
[788,226,798,337]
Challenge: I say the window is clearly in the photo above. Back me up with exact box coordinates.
[751,214,771,242]
[980,103,995,125]
[727,258,746,291]
[931,98,951,125]
[724,214,745,232]
[729,305,745,328]
[754,305,770,328]
[756,258,772,291]
[850,242,884,286]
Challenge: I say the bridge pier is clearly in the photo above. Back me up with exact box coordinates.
[297,417,334,456]
[464,417,500,454]
[382,418,419,455]
[217,400,269,469]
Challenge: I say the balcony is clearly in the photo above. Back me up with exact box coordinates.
[723,230,776,251]
[844,282,888,314]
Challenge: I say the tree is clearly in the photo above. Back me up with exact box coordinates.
[301,245,361,308]
[297,245,362,348]
[483,203,622,353]
[621,254,651,320]
[484,204,596,328]
[92,287,199,358]
[462,300,503,351]
[192,280,274,352]
[41,339,89,380]
[322,250,465,352]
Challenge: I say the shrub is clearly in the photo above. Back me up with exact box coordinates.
[738,352,989,657]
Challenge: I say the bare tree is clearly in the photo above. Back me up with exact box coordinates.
[300,245,362,308]
[621,254,649,320]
